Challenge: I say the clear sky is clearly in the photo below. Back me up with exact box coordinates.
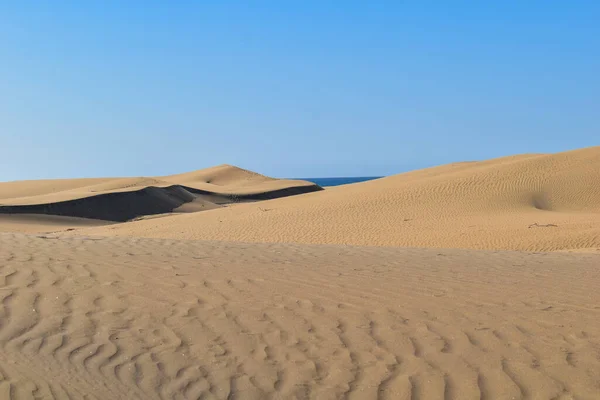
[1,2,598,181]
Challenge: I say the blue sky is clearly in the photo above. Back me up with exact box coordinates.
[1,2,598,180]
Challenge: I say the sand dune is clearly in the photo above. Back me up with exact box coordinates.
[0,165,321,224]
[0,233,599,399]
[2,147,600,399]
[79,146,600,252]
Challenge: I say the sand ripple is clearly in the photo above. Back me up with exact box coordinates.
[0,233,598,399]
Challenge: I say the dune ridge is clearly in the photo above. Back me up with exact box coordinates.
[77,146,600,252]
[0,165,321,223]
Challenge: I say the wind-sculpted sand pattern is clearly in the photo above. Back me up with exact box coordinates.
[0,233,599,399]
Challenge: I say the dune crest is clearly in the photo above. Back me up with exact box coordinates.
[161,164,273,187]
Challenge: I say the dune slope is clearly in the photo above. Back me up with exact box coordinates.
[80,146,600,251]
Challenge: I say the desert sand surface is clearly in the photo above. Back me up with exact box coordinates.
[0,215,111,234]
[1,147,600,399]
[79,146,600,252]
[0,165,321,223]
[1,233,599,399]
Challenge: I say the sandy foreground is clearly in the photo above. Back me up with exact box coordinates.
[1,147,600,399]
[1,233,599,399]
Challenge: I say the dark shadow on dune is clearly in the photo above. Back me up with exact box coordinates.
[185,185,324,203]
[0,184,323,222]
[531,193,552,211]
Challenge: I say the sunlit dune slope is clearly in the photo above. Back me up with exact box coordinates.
[81,147,600,251]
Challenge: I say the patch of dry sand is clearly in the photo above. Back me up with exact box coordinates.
[0,214,111,234]
[80,146,600,252]
[1,233,599,399]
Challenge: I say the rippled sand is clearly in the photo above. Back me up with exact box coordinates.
[0,233,599,399]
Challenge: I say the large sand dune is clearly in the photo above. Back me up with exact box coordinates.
[0,233,598,399]
[80,146,600,252]
[0,165,321,223]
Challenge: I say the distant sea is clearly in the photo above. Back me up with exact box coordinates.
[298,177,382,187]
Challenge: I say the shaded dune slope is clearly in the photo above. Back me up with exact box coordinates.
[84,146,600,251]
[0,185,197,222]
[0,165,322,222]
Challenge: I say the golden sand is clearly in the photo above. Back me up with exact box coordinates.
[1,147,599,399]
